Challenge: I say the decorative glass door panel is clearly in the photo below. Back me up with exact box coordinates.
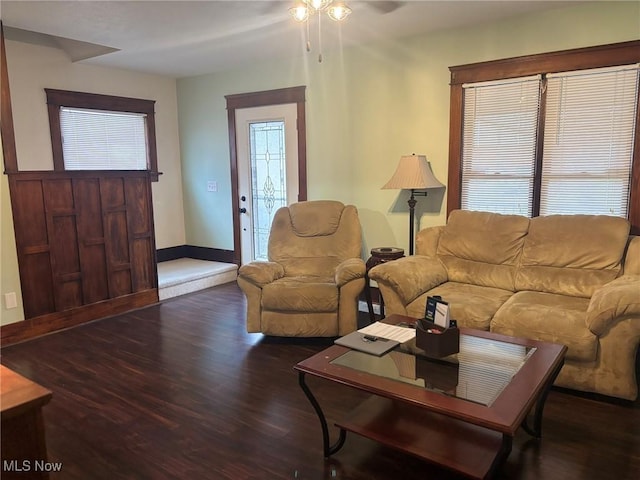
[249,121,287,261]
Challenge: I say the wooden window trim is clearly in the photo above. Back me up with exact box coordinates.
[1,22,17,173]
[45,89,160,181]
[448,40,640,234]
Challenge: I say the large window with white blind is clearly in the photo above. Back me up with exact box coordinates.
[460,65,638,218]
[448,41,640,234]
[46,89,159,180]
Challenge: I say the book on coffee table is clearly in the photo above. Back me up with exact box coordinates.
[334,331,400,356]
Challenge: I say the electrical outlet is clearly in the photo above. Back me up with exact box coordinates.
[207,180,217,192]
[4,292,17,309]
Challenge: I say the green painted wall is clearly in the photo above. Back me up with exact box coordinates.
[177,1,640,255]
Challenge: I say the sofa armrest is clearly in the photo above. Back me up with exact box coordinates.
[586,275,640,335]
[237,261,285,287]
[335,258,366,287]
[369,256,448,305]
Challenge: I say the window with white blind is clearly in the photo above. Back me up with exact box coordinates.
[45,89,159,180]
[60,107,149,171]
[461,76,541,216]
[541,65,638,217]
[456,57,639,225]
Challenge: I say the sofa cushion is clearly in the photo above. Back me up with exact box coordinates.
[491,291,596,362]
[437,210,530,291]
[405,282,514,331]
[262,276,338,312]
[515,214,630,298]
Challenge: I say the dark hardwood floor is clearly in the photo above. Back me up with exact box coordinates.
[1,283,638,480]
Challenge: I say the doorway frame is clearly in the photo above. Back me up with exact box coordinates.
[225,86,307,265]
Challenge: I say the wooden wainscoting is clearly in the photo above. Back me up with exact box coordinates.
[2,170,158,346]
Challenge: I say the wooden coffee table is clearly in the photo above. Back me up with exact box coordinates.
[294,314,566,479]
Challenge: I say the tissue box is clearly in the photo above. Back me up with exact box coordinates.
[415,319,460,358]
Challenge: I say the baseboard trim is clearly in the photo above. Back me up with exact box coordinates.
[157,245,189,262]
[1,290,159,346]
[157,245,236,264]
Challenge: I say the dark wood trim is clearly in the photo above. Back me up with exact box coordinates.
[157,245,235,264]
[157,245,236,264]
[225,86,306,110]
[447,41,640,232]
[7,169,154,181]
[227,106,241,265]
[0,289,158,346]
[45,89,156,115]
[225,86,307,265]
[296,101,308,201]
[44,89,160,180]
[631,83,640,236]
[450,40,640,85]
[1,22,18,173]
[184,246,235,264]
[531,75,548,218]
[157,245,190,262]
[446,84,463,217]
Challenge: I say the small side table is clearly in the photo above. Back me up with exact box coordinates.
[365,247,405,323]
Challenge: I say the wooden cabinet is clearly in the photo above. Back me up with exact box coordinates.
[1,366,52,480]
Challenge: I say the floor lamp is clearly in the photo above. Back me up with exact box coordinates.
[382,154,445,255]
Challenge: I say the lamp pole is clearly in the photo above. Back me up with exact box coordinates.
[408,189,429,256]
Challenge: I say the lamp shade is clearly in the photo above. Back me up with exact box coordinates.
[382,154,445,190]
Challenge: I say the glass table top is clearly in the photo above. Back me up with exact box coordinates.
[331,334,536,407]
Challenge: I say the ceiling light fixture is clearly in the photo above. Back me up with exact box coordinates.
[289,0,352,63]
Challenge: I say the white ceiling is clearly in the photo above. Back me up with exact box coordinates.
[1,0,582,78]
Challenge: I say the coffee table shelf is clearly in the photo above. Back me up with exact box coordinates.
[336,395,508,479]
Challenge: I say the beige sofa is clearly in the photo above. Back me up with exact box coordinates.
[369,210,640,400]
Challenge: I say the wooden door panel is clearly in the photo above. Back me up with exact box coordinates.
[42,178,73,210]
[111,270,133,298]
[74,178,109,303]
[12,179,47,247]
[8,171,157,332]
[101,177,126,208]
[132,239,154,291]
[49,214,82,310]
[81,245,109,304]
[105,210,131,265]
[75,179,105,239]
[125,178,151,234]
[21,253,55,319]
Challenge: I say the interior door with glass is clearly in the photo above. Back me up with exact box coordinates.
[236,104,299,264]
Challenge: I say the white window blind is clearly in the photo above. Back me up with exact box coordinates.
[60,107,149,170]
[461,76,541,216]
[541,64,639,216]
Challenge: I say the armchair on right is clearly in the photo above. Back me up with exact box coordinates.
[369,209,640,401]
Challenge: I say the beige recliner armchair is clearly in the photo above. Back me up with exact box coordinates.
[237,200,366,337]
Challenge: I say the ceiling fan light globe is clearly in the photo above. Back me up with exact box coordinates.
[307,0,332,12]
[289,4,309,22]
[327,2,352,21]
